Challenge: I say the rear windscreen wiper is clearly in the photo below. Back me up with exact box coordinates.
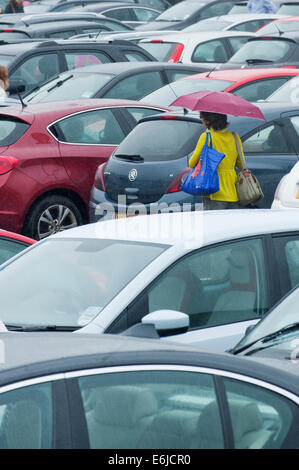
[115,154,144,161]
[245,59,274,64]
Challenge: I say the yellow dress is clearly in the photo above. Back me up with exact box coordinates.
[188,128,245,202]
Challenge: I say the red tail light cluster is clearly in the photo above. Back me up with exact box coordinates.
[94,163,106,191]
[166,168,191,193]
[0,156,18,176]
[168,44,184,63]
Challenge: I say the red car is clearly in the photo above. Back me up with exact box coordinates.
[0,229,35,265]
[0,99,167,240]
[257,15,299,35]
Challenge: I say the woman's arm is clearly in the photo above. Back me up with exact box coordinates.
[235,133,246,170]
[188,132,206,168]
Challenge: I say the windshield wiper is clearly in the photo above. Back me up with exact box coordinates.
[115,154,144,161]
[47,74,74,92]
[233,322,299,354]
[24,73,61,97]
[245,59,274,64]
[4,323,80,332]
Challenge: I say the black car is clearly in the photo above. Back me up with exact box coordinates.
[219,33,299,70]
[0,331,298,448]
[134,0,240,31]
[0,38,156,96]
[68,2,163,28]
[89,102,299,218]
[23,61,212,103]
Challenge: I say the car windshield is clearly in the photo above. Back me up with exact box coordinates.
[233,286,299,352]
[141,78,234,107]
[266,75,299,102]
[156,2,205,21]
[257,20,299,35]
[0,238,168,328]
[229,39,292,63]
[24,72,114,103]
[114,119,203,161]
[184,19,232,32]
[0,54,14,67]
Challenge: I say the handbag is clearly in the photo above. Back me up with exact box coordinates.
[182,131,225,196]
[233,132,264,206]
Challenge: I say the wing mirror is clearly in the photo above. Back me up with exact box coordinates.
[7,79,26,95]
[121,310,189,339]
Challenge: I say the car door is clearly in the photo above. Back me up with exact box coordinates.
[101,70,165,100]
[0,378,70,449]
[231,77,292,102]
[62,50,114,72]
[51,108,130,201]
[241,117,299,208]
[271,232,299,298]
[111,236,273,351]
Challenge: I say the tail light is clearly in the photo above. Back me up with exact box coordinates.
[0,156,18,176]
[166,168,191,193]
[279,65,297,69]
[168,43,184,63]
[94,163,106,191]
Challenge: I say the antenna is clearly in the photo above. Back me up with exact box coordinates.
[272,22,282,36]
[17,91,27,108]
[205,65,217,78]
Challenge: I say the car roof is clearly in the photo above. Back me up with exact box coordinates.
[51,209,299,249]
[140,30,255,43]
[0,332,299,395]
[0,98,168,122]
[273,15,299,21]
[183,67,299,83]
[203,13,287,21]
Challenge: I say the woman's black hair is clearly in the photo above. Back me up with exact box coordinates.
[200,111,228,131]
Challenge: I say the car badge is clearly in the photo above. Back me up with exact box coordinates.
[128,169,137,182]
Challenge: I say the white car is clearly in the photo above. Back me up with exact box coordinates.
[2,210,299,351]
[138,30,255,64]
[272,160,299,209]
[183,13,287,33]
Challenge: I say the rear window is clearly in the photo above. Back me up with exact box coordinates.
[0,117,29,146]
[229,39,292,63]
[139,42,179,61]
[114,119,203,161]
[258,20,299,35]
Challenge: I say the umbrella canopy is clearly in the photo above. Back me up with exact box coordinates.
[170,90,266,120]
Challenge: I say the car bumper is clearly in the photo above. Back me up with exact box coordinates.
[89,186,203,222]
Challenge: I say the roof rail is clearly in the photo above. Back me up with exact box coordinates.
[35,41,59,48]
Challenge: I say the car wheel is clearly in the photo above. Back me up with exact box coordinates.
[24,195,84,240]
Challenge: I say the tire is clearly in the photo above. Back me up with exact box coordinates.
[23,195,84,240]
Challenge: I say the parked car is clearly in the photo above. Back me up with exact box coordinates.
[231,284,299,360]
[0,39,157,98]
[134,0,241,31]
[183,13,286,33]
[256,15,299,34]
[0,331,298,448]
[271,159,299,209]
[219,32,299,70]
[278,2,299,15]
[140,68,299,107]
[67,2,162,28]
[0,229,35,265]
[0,98,167,239]
[90,102,299,212]
[266,73,299,104]
[85,29,178,43]
[138,31,254,65]
[47,0,171,12]
[23,62,213,104]
[24,0,134,13]
[2,210,299,352]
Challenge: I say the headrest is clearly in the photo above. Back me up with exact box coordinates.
[197,400,224,448]
[229,400,263,442]
[227,247,252,284]
[93,385,158,426]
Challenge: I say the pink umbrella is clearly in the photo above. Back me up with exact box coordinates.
[170,90,266,120]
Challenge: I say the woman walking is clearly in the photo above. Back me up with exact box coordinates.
[188,111,245,210]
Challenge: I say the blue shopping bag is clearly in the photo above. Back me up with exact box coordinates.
[182,132,225,196]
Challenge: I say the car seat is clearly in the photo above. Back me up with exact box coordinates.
[263,126,286,153]
[1,400,42,449]
[61,119,85,143]
[209,247,257,325]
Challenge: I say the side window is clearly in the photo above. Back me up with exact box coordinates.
[201,1,234,17]
[272,235,299,296]
[0,239,29,265]
[125,106,165,123]
[147,238,268,329]
[53,109,125,145]
[227,36,250,54]
[223,377,296,449]
[10,54,59,93]
[192,39,229,63]
[133,7,160,21]
[232,78,290,102]
[242,123,292,154]
[231,20,263,32]
[290,116,299,138]
[64,52,112,70]
[138,0,166,9]
[0,382,53,449]
[165,69,199,81]
[48,30,76,39]
[103,8,133,21]
[77,369,224,449]
[103,71,164,100]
